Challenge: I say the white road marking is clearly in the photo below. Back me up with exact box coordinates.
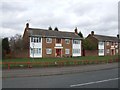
[70,77,119,87]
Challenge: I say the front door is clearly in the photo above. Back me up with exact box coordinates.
[111,49,115,55]
[56,49,61,57]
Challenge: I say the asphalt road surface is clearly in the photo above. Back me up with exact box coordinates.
[2,67,119,88]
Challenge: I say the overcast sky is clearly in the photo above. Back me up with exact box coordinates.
[0,0,119,38]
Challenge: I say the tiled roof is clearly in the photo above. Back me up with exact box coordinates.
[28,28,82,39]
[93,34,119,42]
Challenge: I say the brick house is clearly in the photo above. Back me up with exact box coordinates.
[85,31,119,56]
[23,23,82,58]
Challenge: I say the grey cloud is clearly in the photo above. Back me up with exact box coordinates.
[1,0,119,37]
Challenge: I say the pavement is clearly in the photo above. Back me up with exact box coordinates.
[2,62,119,78]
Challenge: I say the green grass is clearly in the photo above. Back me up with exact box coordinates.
[2,55,118,63]
[1,55,119,69]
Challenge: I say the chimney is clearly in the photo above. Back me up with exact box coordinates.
[91,31,94,36]
[26,23,29,28]
[74,27,78,34]
[117,34,119,38]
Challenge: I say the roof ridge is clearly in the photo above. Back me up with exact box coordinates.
[29,28,74,34]
[94,34,117,38]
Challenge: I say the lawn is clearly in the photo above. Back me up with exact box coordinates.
[2,55,118,63]
[1,55,119,69]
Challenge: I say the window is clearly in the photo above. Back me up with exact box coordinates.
[31,48,41,54]
[65,39,70,44]
[116,49,118,54]
[31,48,33,54]
[106,49,110,53]
[106,42,109,46]
[99,49,104,53]
[99,42,104,45]
[73,40,80,44]
[73,49,80,54]
[112,42,114,45]
[46,38,52,43]
[46,48,52,54]
[65,49,70,54]
[31,37,41,43]
[56,38,61,43]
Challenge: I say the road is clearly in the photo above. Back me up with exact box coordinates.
[2,67,119,88]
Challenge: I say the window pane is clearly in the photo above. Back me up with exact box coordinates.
[65,49,70,54]
[31,37,33,42]
[46,48,52,54]
[46,38,52,43]
[65,39,70,44]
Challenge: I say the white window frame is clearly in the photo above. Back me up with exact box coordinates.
[106,42,109,46]
[99,49,104,54]
[65,49,70,54]
[65,39,70,44]
[31,48,41,54]
[31,37,41,43]
[73,49,80,54]
[46,38,52,43]
[99,42,104,46]
[106,49,110,53]
[73,40,80,44]
[46,48,52,54]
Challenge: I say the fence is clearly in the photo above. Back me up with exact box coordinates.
[1,58,119,70]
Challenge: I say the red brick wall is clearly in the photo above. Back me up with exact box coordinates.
[62,39,72,57]
[84,50,98,56]
[10,50,29,58]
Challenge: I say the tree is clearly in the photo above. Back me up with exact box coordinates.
[78,31,83,38]
[82,39,97,50]
[54,27,59,31]
[9,34,23,51]
[2,37,10,58]
[48,26,52,30]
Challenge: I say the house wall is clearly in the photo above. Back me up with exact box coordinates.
[85,34,98,55]
[62,39,72,57]
[22,26,30,58]
[42,38,56,58]
[105,41,118,56]
[84,50,98,56]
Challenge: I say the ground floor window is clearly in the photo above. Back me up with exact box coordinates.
[46,48,52,54]
[116,49,118,54]
[99,49,104,54]
[65,49,70,54]
[31,48,41,54]
[106,49,110,53]
[73,49,80,54]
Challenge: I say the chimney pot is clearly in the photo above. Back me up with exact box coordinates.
[75,27,78,34]
[26,23,29,28]
[91,31,94,36]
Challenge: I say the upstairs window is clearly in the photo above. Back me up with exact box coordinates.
[73,40,80,44]
[56,38,61,43]
[46,38,52,43]
[31,37,41,43]
[112,42,114,45]
[106,42,109,46]
[99,42,104,46]
[65,39,70,44]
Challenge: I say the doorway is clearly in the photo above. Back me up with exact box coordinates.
[56,49,61,57]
